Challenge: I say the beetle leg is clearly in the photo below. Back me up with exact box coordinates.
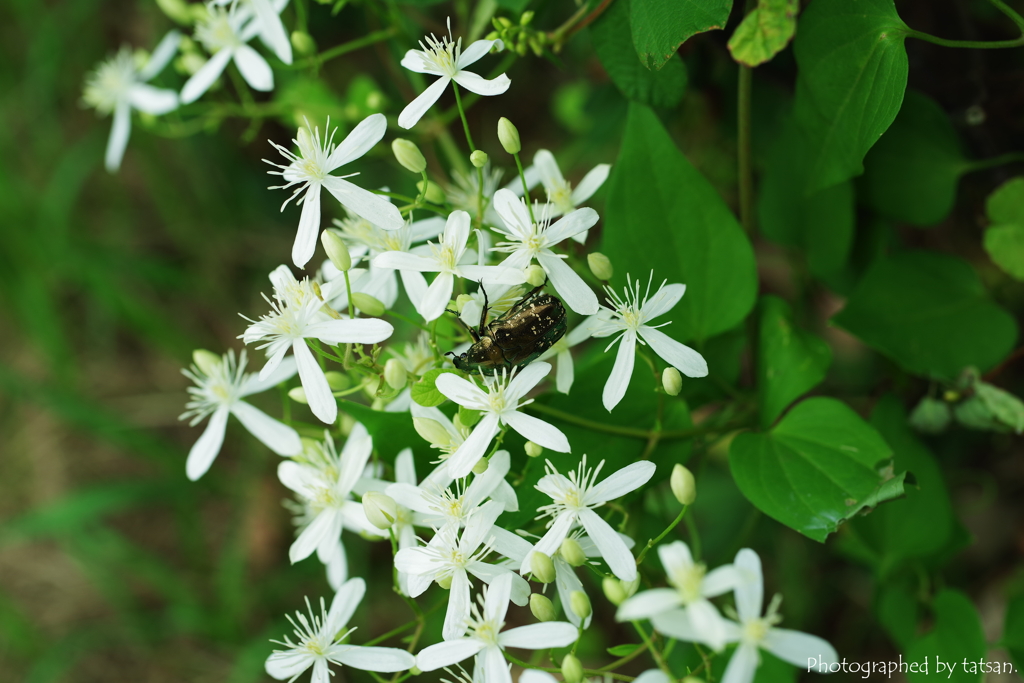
[445,308,480,342]
[477,280,489,337]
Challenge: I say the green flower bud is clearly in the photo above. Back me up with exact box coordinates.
[587,252,613,280]
[909,396,952,434]
[351,292,386,317]
[662,367,683,396]
[529,36,543,57]
[384,358,408,391]
[515,35,528,56]
[560,538,586,566]
[524,441,544,458]
[409,666,422,676]
[416,180,445,204]
[497,16,513,28]
[192,349,221,376]
[455,293,474,312]
[362,491,398,530]
[324,371,349,391]
[497,117,521,155]
[569,590,592,620]
[470,150,489,168]
[459,406,482,428]
[529,593,557,622]
[681,678,705,683]
[436,574,453,589]
[288,386,308,404]
[485,31,499,41]
[472,457,489,475]
[520,10,534,25]
[414,417,452,447]
[321,229,352,271]
[290,30,317,56]
[524,264,546,287]
[670,463,696,505]
[155,0,193,24]
[602,576,627,605]
[529,551,556,583]
[392,138,427,174]
[561,654,584,683]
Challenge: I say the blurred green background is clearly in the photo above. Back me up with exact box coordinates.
[2,0,1024,681]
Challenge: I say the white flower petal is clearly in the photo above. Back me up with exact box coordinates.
[310,658,330,683]
[326,113,387,169]
[398,76,451,129]
[537,251,598,315]
[374,251,439,273]
[400,49,434,74]
[657,541,693,574]
[456,39,502,69]
[128,84,178,115]
[443,569,472,641]
[400,269,428,310]
[104,101,131,173]
[588,460,655,503]
[483,646,511,683]
[251,0,292,64]
[616,588,683,621]
[452,70,510,96]
[185,406,229,480]
[702,565,742,598]
[571,164,611,205]
[292,183,321,267]
[483,571,514,622]
[650,608,702,642]
[532,149,565,189]
[634,670,672,683]
[642,283,687,321]
[230,400,301,455]
[327,577,365,632]
[543,208,599,246]
[505,361,552,403]
[446,413,500,479]
[602,332,636,411]
[459,265,526,285]
[578,508,636,581]
[289,508,341,563]
[294,340,336,424]
[180,48,234,104]
[233,44,274,91]
[521,511,576,573]
[503,411,569,452]
[554,558,591,628]
[686,599,730,651]
[304,318,394,345]
[733,548,763,622]
[435,373,487,406]
[419,272,454,322]
[555,348,574,394]
[639,327,708,378]
[322,176,404,230]
[721,642,759,683]
[763,628,838,669]
[139,30,182,81]
[415,639,485,671]
[334,646,416,672]
[492,189,533,239]
[265,649,314,680]
[445,210,472,255]
[241,355,297,395]
[498,622,577,650]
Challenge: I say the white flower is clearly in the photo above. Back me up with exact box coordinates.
[538,315,598,394]
[590,273,708,411]
[182,2,280,103]
[180,349,301,480]
[458,284,524,332]
[490,189,600,315]
[415,573,578,683]
[373,210,525,322]
[228,0,293,64]
[617,541,741,651]
[83,31,181,172]
[398,20,509,129]
[265,578,415,683]
[242,269,393,424]
[524,456,655,582]
[447,164,505,227]
[266,116,405,268]
[278,425,381,564]
[435,362,570,479]
[713,550,839,683]
[518,150,611,244]
[394,501,530,640]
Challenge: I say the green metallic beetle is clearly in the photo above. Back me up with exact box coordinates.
[446,283,568,373]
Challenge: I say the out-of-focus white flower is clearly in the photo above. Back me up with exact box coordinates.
[415,573,577,683]
[435,362,570,479]
[398,19,509,129]
[618,541,741,651]
[524,456,655,582]
[83,31,181,172]
[265,578,415,682]
[516,150,611,243]
[373,210,525,321]
[180,349,300,480]
[447,164,504,227]
[538,315,598,394]
[242,267,393,424]
[589,273,708,411]
[490,189,600,315]
[265,115,405,268]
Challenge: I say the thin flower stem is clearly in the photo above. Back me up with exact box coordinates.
[963,151,1024,172]
[598,639,651,671]
[287,27,399,69]
[514,152,537,224]
[737,61,754,234]
[904,0,1024,49]
[452,82,476,151]
[685,513,702,561]
[343,271,357,319]
[524,402,743,440]
[502,652,636,682]
[635,505,688,566]
[632,621,673,677]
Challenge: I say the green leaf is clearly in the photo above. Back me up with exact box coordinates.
[793,0,909,192]
[875,583,919,650]
[758,296,831,427]
[908,397,951,434]
[603,103,757,341]
[975,382,1024,434]
[591,0,688,109]
[607,643,642,657]
[831,251,1018,380]
[757,114,855,278]
[728,397,899,542]
[411,368,459,407]
[861,91,968,226]
[727,0,798,67]
[630,0,733,70]
[1003,595,1024,671]
[983,177,1024,280]
[906,590,986,683]
[987,176,1024,224]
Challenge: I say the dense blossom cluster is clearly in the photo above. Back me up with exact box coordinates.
[88,5,838,683]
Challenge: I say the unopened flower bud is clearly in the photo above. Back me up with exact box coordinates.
[414,417,451,447]
[529,551,555,583]
[392,138,427,174]
[485,31,499,41]
[520,10,534,25]
[416,180,445,204]
[497,16,513,29]
[321,230,352,271]
[455,294,474,312]
[602,576,627,605]
[681,678,705,683]
[290,30,317,56]
[497,117,521,154]
[362,492,398,530]
[524,441,543,458]
[662,367,682,396]
[529,593,556,622]
[288,386,308,404]
[192,349,221,376]
[622,575,640,598]
[155,0,193,24]
[588,252,613,280]
[351,292,386,317]
[561,654,584,683]
[569,590,592,620]
[384,359,408,390]
[436,574,453,589]
[670,463,696,505]
[324,371,349,391]
[459,406,482,428]
[560,538,586,566]
[524,264,546,287]
[472,458,489,475]
[470,150,489,168]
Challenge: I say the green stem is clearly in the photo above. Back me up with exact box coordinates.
[288,27,399,69]
[344,271,357,319]
[452,82,476,151]
[514,151,537,224]
[598,639,650,671]
[904,0,1024,49]
[963,151,1024,172]
[502,652,636,682]
[635,505,688,566]
[632,621,672,677]
[737,62,754,234]
[524,402,745,440]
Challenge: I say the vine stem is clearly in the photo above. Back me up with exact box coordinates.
[502,652,636,682]
[737,62,754,234]
[635,505,688,565]
[287,27,399,69]
[515,152,537,224]
[524,402,747,441]
[904,0,1024,49]
[632,621,673,677]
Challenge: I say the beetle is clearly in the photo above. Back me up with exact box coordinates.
[446,283,568,373]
